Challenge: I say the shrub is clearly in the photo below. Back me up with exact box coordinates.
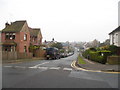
[99,45,109,50]
[50,42,63,49]
[82,49,90,58]
[82,49,111,64]
[97,50,111,64]
[108,45,118,55]
[88,51,105,63]
[89,48,97,51]
[29,45,40,52]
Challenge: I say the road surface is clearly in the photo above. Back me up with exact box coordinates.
[2,50,119,88]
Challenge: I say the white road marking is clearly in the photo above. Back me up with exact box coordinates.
[63,68,72,71]
[14,66,26,68]
[3,65,73,71]
[38,67,48,70]
[3,66,12,68]
[29,61,50,68]
[49,67,60,70]
[28,67,37,69]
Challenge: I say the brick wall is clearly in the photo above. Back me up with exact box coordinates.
[117,47,120,55]
[34,49,46,57]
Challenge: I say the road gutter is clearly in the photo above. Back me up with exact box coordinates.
[71,60,120,74]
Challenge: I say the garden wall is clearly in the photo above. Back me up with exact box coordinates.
[107,56,120,65]
[34,49,46,57]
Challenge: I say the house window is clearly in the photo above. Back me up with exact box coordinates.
[12,33,15,39]
[5,33,9,39]
[24,46,27,52]
[34,37,37,43]
[39,38,42,44]
[3,46,14,52]
[115,34,118,43]
[32,37,37,42]
[112,35,114,45]
[5,33,15,40]
[24,34,27,41]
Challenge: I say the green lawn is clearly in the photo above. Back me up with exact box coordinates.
[78,55,86,64]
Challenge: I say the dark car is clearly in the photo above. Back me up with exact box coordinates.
[45,47,61,60]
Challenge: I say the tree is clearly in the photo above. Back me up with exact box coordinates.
[51,42,63,49]
[89,47,97,51]
[99,39,110,47]
[91,39,100,48]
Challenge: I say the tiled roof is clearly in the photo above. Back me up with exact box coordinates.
[2,20,26,33]
[29,28,42,37]
[109,26,120,35]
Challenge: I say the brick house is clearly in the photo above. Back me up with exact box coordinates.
[2,21,42,53]
[29,28,42,46]
[2,20,30,54]
[1,20,43,55]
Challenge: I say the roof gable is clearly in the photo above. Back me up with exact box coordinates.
[29,28,42,37]
[2,20,26,33]
[109,26,120,35]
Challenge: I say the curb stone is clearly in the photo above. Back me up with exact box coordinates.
[75,60,120,73]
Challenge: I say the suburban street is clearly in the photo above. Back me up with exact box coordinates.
[2,50,119,88]
[1,0,120,89]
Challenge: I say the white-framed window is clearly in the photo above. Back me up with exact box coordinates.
[5,33,15,40]
[24,34,27,41]
[115,33,118,43]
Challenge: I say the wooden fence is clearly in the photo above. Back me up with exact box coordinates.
[2,51,33,60]
[107,56,120,65]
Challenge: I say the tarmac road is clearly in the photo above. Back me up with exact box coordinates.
[2,50,119,88]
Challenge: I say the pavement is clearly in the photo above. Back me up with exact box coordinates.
[75,54,120,72]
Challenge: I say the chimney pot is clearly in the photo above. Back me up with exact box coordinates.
[5,22,10,27]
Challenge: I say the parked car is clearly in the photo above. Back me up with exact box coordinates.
[61,52,69,58]
[60,53,66,58]
[45,47,61,60]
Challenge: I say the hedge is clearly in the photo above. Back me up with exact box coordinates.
[82,50,111,64]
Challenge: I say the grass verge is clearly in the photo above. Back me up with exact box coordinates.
[78,55,86,64]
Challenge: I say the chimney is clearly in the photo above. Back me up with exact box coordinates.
[52,38,54,42]
[5,22,10,27]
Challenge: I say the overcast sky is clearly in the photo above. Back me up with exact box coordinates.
[0,0,119,42]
